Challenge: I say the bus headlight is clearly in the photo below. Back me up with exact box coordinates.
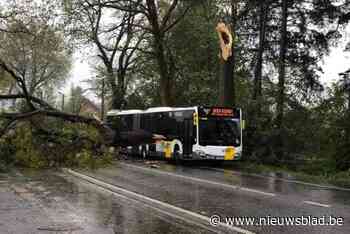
[196,150,206,157]
[235,151,242,159]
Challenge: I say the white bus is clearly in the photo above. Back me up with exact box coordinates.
[106,106,243,160]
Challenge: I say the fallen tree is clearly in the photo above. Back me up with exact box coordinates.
[0,58,164,151]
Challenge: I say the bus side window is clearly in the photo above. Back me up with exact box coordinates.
[120,115,133,131]
[157,112,169,136]
[149,113,157,133]
[133,114,140,130]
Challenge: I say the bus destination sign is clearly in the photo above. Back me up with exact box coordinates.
[198,107,239,118]
[212,108,234,117]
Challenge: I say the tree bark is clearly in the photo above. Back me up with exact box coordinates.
[217,1,237,108]
[228,0,238,107]
[155,36,172,106]
[275,0,289,160]
[221,57,235,107]
[106,66,122,110]
[146,0,173,106]
[276,0,288,130]
[253,0,267,102]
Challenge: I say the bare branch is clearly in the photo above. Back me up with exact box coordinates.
[101,0,147,16]
[164,5,191,33]
[0,94,56,110]
[160,0,179,30]
[0,119,17,139]
[0,59,35,110]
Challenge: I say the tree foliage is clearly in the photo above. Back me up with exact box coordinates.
[0,0,350,173]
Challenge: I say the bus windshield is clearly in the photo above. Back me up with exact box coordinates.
[199,118,241,146]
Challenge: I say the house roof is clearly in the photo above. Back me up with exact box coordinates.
[81,97,100,113]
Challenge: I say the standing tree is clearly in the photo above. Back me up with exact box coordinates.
[252,0,268,104]
[65,0,143,110]
[102,0,193,106]
[276,0,288,132]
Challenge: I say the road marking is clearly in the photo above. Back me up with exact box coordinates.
[303,201,331,208]
[200,166,350,192]
[64,168,254,234]
[120,162,276,197]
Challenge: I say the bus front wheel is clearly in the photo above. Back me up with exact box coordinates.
[173,146,181,164]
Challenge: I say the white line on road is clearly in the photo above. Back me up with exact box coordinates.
[64,168,254,234]
[200,166,350,192]
[303,201,331,208]
[120,162,276,197]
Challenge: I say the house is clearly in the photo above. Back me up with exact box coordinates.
[80,97,101,118]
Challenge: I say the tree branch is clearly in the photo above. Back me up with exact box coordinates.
[0,109,115,143]
[160,0,179,30]
[0,59,36,110]
[164,5,191,33]
[0,94,56,110]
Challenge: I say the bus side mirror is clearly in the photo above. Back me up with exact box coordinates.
[242,120,246,130]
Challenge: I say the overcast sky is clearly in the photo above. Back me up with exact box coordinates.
[66,27,350,99]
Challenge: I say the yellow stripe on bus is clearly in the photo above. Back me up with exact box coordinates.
[224,147,235,160]
[164,142,172,158]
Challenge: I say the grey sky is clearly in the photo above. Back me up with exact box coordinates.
[65,28,350,99]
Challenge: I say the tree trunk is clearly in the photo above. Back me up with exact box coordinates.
[228,0,238,107]
[154,34,172,106]
[146,0,173,106]
[253,0,267,102]
[276,0,288,160]
[221,57,235,107]
[106,66,122,110]
[117,71,126,108]
[276,0,288,130]
[219,2,237,107]
[109,79,118,110]
[250,0,268,137]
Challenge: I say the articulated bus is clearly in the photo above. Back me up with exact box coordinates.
[106,106,243,160]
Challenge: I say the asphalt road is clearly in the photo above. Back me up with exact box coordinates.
[74,160,350,234]
[1,161,349,234]
[0,169,213,234]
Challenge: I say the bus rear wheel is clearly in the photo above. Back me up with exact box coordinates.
[141,146,148,159]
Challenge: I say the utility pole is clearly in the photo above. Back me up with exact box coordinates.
[59,91,65,111]
[101,78,105,120]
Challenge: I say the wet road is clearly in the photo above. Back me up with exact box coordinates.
[0,169,214,234]
[75,160,350,234]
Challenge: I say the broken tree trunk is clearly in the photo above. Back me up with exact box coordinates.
[216,22,235,107]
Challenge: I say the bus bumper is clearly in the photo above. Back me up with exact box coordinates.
[190,151,242,161]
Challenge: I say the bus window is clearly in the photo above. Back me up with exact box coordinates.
[199,118,241,146]
[120,115,133,131]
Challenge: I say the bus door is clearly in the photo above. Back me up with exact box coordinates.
[183,118,193,156]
